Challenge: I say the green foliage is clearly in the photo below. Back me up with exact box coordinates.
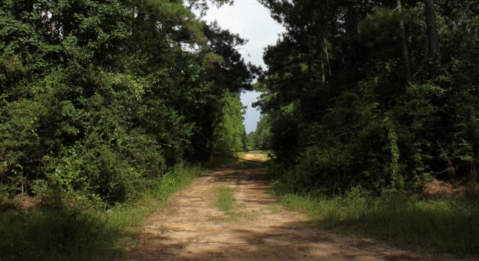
[247,114,272,150]
[214,91,248,152]
[0,164,202,261]
[0,0,254,209]
[257,0,479,194]
[154,165,204,202]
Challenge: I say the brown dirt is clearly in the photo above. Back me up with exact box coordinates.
[127,165,463,261]
[422,179,473,199]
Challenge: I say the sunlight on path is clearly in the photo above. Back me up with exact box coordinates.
[128,166,453,261]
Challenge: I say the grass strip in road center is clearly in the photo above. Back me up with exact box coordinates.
[212,186,237,212]
[210,186,257,223]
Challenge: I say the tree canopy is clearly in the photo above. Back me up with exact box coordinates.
[255,0,479,194]
[0,0,251,208]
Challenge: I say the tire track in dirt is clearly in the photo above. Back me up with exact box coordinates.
[127,165,460,261]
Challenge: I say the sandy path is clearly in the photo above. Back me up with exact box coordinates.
[127,165,459,261]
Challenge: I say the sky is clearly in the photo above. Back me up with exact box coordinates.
[198,0,284,133]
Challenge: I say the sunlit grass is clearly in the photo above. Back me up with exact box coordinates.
[272,186,479,255]
[212,186,236,212]
[210,186,257,223]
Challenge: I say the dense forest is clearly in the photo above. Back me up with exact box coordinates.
[0,0,253,209]
[255,0,479,195]
[2,0,479,259]
[246,113,271,150]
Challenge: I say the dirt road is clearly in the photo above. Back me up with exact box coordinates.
[128,163,457,261]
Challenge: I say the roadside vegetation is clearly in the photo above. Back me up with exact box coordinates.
[0,0,252,260]
[0,165,203,261]
[270,176,479,255]
[3,0,479,259]
[254,0,479,256]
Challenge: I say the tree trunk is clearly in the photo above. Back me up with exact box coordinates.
[346,3,359,67]
[321,60,326,85]
[323,35,332,77]
[397,0,413,83]
[470,162,478,183]
[424,0,440,56]
[50,16,56,41]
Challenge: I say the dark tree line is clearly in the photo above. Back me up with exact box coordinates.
[255,0,479,194]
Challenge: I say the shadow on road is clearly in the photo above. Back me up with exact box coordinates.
[128,165,442,261]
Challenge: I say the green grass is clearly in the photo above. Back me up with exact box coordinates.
[212,186,236,212]
[0,165,203,261]
[235,152,247,158]
[272,186,479,255]
[210,186,256,223]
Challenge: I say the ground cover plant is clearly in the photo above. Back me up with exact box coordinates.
[270,174,479,255]
[210,185,256,222]
[212,186,237,212]
[0,165,203,261]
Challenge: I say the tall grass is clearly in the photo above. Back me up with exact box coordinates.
[0,165,203,261]
[272,186,479,255]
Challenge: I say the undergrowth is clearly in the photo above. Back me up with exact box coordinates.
[0,165,203,261]
[271,182,479,255]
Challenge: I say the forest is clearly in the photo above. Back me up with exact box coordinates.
[1,0,479,259]
[255,0,479,195]
[0,0,252,209]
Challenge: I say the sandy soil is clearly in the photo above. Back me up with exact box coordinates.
[242,153,269,162]
[127,164,462,261]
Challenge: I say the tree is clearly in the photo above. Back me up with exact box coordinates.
[397,0,413,83]
[0,0,254,207]
[424,0,440,56]
[255,0,479,194]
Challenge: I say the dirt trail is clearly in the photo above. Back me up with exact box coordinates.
[128,162,457,261]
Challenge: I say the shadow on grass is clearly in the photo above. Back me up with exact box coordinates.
[276,191,479,256]
[0,165,204,261]
[0,209,124,261]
